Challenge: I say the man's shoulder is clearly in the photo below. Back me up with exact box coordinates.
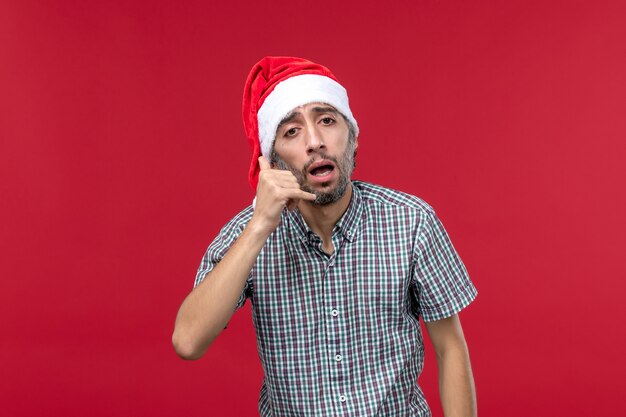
[353,180,435,215]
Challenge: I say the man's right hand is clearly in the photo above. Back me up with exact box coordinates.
[251,156,316,235]
[173,156,316,359]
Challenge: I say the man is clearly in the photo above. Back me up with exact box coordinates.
[173,56,478,417]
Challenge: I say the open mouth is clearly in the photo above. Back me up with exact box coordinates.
[309,164,335,177]
[306,160,337,181]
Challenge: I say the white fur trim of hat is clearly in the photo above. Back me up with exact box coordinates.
[257,74,359,157]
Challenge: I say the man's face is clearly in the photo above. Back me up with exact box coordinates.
[270,102,357,206]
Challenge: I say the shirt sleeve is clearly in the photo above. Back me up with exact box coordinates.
[194,208,254,312]
[412,208,477,322]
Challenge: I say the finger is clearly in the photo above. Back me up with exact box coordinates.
[292,190,317,201]
[258,155,271,171]
[260,171,302,188]
[273,176,303,188]
[265,170,298,182]
[262,169,295,180]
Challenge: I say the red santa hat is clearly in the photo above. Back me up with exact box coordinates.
[242,56,359,189]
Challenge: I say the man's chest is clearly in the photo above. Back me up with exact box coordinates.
[250,227,417,343]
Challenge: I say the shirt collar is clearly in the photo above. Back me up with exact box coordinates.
[286,182,363,244]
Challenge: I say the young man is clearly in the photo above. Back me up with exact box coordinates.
[173,56,478,417]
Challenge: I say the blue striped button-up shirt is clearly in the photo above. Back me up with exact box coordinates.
[195,181,477,416]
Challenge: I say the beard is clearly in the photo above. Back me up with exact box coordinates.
[270,140,357,206]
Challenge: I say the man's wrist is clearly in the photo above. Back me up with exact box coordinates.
[246,215,276,240]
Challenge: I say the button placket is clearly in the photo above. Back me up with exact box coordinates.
[322,245,350,413]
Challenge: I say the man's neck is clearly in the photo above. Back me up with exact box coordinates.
[297,183,353,247]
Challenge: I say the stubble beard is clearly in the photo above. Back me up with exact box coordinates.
[270,140,357,206]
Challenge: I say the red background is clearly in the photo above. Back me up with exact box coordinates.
[1,1,625,416]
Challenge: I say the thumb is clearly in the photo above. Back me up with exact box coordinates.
[258,155,271,171]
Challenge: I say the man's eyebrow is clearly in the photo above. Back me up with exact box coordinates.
[311,106,339,115]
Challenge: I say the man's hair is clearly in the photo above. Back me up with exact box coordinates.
[345,114,358,147]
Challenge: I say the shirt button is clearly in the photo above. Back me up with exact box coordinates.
[339,395,347,403]
[331,309,339,317]
[335,354,343,362]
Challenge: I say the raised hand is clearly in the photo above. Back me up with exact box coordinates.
[251,156,316,235]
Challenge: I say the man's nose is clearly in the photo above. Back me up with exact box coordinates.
[305,126,325,154]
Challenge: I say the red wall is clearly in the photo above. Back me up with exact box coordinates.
[2,1,625,416]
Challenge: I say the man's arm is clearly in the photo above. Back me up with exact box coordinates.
[424,314,477,417]
[172,156,316,360]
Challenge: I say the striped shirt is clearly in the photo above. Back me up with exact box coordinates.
[195,181,477,417]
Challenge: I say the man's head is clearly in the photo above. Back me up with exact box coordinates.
[269,102,358,205]
[242,56,359,191]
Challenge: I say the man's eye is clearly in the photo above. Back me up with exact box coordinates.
[321,117,335,125]
[285,128,298,137]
